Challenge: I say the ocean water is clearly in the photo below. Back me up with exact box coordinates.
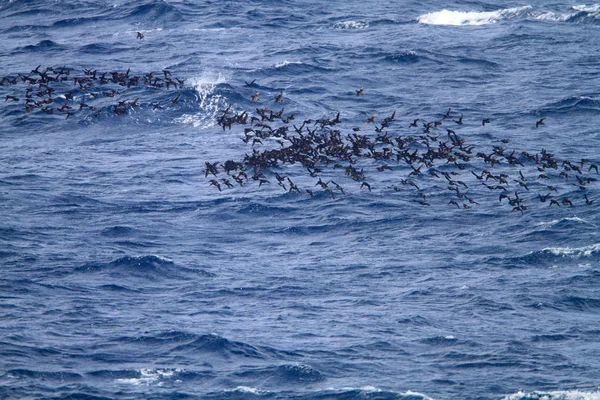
[1,1,600,399]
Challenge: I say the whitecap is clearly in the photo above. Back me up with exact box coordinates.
[535,217,589,227]
[332,20,369,29]
[116,368,181,386]
[542,243,600,257]
[227,386,269,395]
[535,4,600,22]
[174,71,229,129]
[275,60,304,69]
[417,6,532,26]
[573,4,600,13]
[503,389,600,400]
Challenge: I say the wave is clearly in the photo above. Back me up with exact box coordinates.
[536,4,600,24]
[173,72,229,129]
[535,217,590,228]
[206,386,436,400]
[537,95,600,115]
[171,333,267,359]
[540,243,600,258]
[418,5,600,26]
[487,242,600,268]
[14,39,67,53]
[383,51,422,64]
[417,6,532,26]
[233,363,326,384]
[74,255,207,280]
[503,389,600,400]
[114,367,183,386]
[332,20,369,30]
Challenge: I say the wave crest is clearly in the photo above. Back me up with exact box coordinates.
[504,389,600,400]
[417,6,532,26]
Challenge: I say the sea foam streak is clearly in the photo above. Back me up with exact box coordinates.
[417,6,532,26]
[503,389,600,400]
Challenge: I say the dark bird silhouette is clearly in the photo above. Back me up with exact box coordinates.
[275,91,284,103]
[356,86,364,96]
[209,179,222,191]
[482,118,491,126]
[136,32,144,40]
[562,199,574,207]
[536,117,545,128]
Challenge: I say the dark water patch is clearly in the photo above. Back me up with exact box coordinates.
[0,250,18,259]
[74,255,199,280]
[123,1,185,24]
[79,43,132,55]
[171,333,265,359]
[112,240,158,248]
[537,95,600,115]
[15,40,66,53]
[233,363,325,384]
[397,315,432,327]
[98,284,139,293]
[531,334,574,342]
[558,295,600,312]
[52,16,105,29]
[457,57,500,69]
[6,368,83,381]
[382,52,422,64]
[419,336,459,346]
[100,226,136,238]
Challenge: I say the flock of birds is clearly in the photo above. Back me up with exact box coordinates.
[1,66,597,212]
[0,65,184,118]
[204,82,598,212]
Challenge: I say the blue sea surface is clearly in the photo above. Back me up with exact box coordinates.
[1,1,600,399]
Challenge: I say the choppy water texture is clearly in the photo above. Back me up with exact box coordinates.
[1,1,600,399]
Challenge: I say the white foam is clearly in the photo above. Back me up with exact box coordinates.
[174,72,228,129]
[332,20,369,29]
[542,243,600,257]
[535,217,588,227]
[535,4,600,22]
[503,389,600,400]
[573,4,600,13]
[275,60,304,69]
[535,11,570,22]
[417,6,532,26]
[228,386,269,395]
[116,368,181,386]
